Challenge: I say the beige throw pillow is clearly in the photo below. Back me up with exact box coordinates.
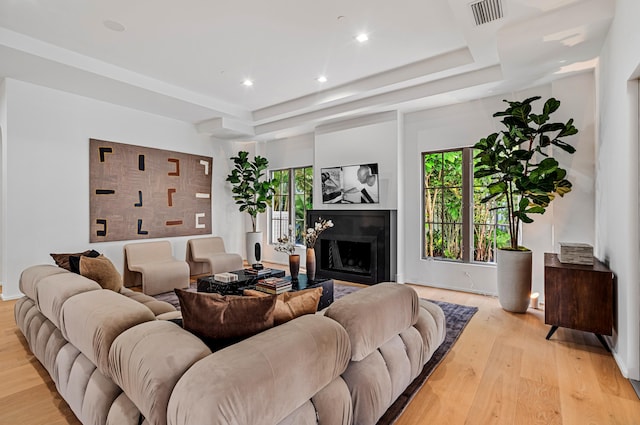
[79,255,123,292]
[244,287,323,325]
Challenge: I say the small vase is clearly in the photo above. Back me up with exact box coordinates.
[289,254,300,280]
[306,247,316,281]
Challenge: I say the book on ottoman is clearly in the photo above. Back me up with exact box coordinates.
[256,277,292,294]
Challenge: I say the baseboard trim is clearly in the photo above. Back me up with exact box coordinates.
[631,380,640,400]
[1,292,24,301]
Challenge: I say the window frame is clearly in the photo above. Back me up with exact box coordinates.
[422,147,500,264]
[269,165,313,246]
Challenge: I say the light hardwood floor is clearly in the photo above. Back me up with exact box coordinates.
[1,282,639,425]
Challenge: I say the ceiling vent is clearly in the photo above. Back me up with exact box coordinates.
[470,0,503,26]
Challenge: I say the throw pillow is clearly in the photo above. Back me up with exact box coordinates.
[175,289,277,342]
[68,250,102,274]
[79,255,123,292]
[51,250,100,271]
[243,287,323,325]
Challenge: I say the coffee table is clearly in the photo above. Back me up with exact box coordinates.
[197,268,286,295]
[197,270,334,310]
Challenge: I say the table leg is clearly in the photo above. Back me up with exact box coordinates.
[595,334,611,352]
[545,325,559,340]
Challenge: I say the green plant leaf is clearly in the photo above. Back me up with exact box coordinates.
[551,139,576,154]
[518,197,529,211]
[525,206,545,214]
[543,98,560,116]
[538,122,565,133]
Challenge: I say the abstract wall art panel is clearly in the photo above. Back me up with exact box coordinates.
[89,139,212,242]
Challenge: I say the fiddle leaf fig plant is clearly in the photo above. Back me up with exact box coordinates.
[226,151,277,232]
[473,96,578,250]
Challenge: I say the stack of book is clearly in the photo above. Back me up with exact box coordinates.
[255,277,292,295]
[245,267,272,277]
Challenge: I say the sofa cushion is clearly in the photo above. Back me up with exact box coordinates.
[108,320,211,425]
[59,290,156,377]
[19,265,69,303]
[36,272,102,328]
[79,255,123,292]
[324,283,419,361]
[50,250,100,271]
[167,315,351,425]
[175,288,276,342]
[119,287,177,316]
[243,287,322,325]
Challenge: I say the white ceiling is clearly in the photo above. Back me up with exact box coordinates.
[0,0,615,140]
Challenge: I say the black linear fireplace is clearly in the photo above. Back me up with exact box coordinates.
[307,210,396,285]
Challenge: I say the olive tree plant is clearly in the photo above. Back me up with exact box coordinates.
[473,96,578,250]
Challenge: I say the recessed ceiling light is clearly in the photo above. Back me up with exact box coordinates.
[242,79,254,87]
[103,20,125,32]
[317,76,328,83]
[356,33,369,43]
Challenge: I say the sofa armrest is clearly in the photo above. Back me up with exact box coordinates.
[108,321,211,425]
[324,283,419,361]
[167,315,351,425]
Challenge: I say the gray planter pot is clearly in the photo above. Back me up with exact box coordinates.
[496,248,532,313]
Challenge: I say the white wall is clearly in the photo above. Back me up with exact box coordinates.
[0,79,6,295]
[596,0,640,380]
[0,79,244,300]
[314,112,399,211]
[402,73,596,297]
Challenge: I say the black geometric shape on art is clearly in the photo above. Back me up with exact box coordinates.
[138,155,145,171]
[134,191,143,207]
[254,242,261,262]
[95,189,115,195]
[96,219,107,237]
[137,219,148,235]
[99,147,113,162]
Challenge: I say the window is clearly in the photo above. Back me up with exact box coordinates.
[423,148,507,263]
[270,166,313,245]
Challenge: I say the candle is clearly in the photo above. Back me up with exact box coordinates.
[530,292,540,309]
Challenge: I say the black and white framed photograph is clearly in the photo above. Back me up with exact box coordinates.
[321,163,379,204]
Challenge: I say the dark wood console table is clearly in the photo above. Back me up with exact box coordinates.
[544,252,613,351]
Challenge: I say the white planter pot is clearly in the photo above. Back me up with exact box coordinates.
[496,248,532,313]
[246,231,263,265]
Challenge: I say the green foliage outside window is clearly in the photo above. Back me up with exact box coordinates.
[424,151,463,260]
[293,167,313,244]
[423,149,509,263]
[271,166,313,246]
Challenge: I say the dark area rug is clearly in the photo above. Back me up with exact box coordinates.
[375,299,478,425]
[153,283,477,425]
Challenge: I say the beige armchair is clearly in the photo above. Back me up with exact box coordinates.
[186,237,243,276]
[123,241,190,296]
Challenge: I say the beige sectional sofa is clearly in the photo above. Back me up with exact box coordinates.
[14,264,446,425]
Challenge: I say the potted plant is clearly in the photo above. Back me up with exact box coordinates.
[226,151,278,266]
[474,96,578,313]
[274,225,300,280]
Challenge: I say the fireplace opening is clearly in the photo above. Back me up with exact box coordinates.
[321,239,373,276]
